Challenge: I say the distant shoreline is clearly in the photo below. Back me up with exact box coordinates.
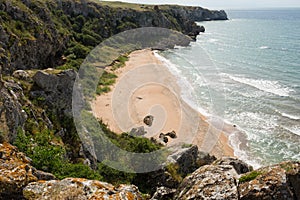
[91,49,235,158]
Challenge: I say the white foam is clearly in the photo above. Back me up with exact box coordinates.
[154,52,210,117]
[283,126,300,137]
[229,133,262,169]
[259,46,270,49]
[208,38,219,43]
[281,112,300,120]
[228,75,293,97]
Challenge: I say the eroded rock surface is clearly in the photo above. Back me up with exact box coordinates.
[239,161,300,200]
[23,178,143,200]
[0,143,56,199]
[175,164,239,200]
[213,157,252,174]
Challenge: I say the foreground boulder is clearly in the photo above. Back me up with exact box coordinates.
[174,164,239,200]
[23,178,143,200]
[134,145,216,195]
[239,161,300,200]
[0,143,55,199]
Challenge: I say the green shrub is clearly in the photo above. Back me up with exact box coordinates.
[239,171,262,183]
[58,163,102,180]
[97,162,135,185]
[96,86,111,95]
[166,163,183,182]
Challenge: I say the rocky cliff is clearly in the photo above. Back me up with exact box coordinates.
[0,0,227,75]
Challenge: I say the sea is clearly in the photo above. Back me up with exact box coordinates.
[157,9,300,168]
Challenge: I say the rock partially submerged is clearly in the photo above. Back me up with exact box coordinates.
[23,178,143,200]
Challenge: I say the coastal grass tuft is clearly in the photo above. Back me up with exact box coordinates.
[96,71,117,95]
[239,171,262,183]
[166,163,183,183]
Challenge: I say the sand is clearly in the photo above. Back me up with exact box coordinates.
[91,49,234,158]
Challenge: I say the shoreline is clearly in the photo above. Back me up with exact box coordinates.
[91,49,235,158]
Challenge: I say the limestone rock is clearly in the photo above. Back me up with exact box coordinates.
[12,70,31,81]
[0,80,27,142]
[0,143,56,199]
[151,186,176,200]
[134,145,216,194]
[175,164,239,200]
[23,178,143,200]
[213,157,252,174]
[31,69,77,117]
[238,161,300,200]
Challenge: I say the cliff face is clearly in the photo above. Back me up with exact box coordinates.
[0,0,227,74]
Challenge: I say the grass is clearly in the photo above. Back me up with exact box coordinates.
[166,163,183,183]
[111,55,129,71]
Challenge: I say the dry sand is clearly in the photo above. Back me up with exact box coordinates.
[91,49,234,158]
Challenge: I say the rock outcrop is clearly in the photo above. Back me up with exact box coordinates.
[0,79,27,143]
[239,161,300,200]
[0,143,56,199]
[23,178,143,200]
[31,69,77,117]
[134,145,216,195]
[213,157,253,174]
[175,164,239,200]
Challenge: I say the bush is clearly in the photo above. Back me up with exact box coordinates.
[239,171,262,183]
[59,163,102,180]
[97,162,135,185]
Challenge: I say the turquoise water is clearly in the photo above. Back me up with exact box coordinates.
[159,9,300,168]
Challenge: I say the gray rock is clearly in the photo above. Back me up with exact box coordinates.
[32,69,77,117]
[129,126,146,136]
[239,161,300,200]
[12,70,30,81]
[134,145,216,194]
[175,164,239,200]
[0,80,27,142]
[23,178,143,200]
[151,187,176,200]
[213,157,253,174]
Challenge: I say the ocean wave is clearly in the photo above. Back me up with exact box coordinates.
[153,52,210,117]
[227,75,293,97]
[281,112,300,120]
[208,38,219,43]
[283,126,300,137]
[259,46,271,49]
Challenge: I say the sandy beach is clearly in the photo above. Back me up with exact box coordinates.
[91,49,234,158]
